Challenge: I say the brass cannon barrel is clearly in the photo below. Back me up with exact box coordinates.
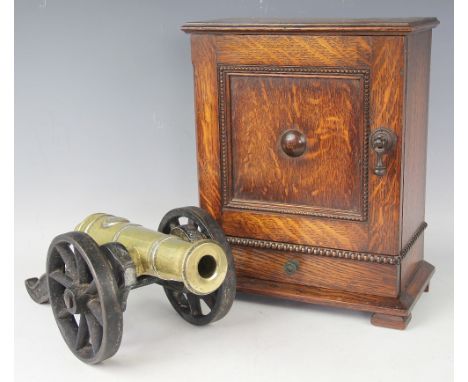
[75,213,228,295]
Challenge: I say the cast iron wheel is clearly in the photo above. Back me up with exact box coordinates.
[158,206,236,326]
[46,232,123,364]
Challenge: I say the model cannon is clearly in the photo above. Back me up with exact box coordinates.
[25,207,236,364]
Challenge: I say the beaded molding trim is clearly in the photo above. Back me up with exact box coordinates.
[227,222,427,265]
[217,64,370,222]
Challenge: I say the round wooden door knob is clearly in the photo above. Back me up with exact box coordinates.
[280,129,307,157]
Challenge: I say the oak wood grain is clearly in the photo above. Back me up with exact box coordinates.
[401,234,424,290]
[216,35,372,67]
[233,246,398,297]
[205,35,404,255]
[227,71,366,219]
[401,31,432,248]
[191,35,222,221]
[398,31,433,291]
[371,313,412,329]
[366,36,405,255]
[221,210,369,252]
[237,261,434,317]
[187,19,438,328]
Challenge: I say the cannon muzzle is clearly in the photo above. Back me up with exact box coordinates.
[75,213,228,295]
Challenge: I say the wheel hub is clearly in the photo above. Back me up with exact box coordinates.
[63,288,82,314]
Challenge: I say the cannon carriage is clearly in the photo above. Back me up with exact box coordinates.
[25,207,236,364]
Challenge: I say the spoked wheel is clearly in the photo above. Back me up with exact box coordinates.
[158,206,236,326]
[46,232,123,364]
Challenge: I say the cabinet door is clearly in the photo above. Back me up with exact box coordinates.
[191,34,405,255]
[221,66,368,222]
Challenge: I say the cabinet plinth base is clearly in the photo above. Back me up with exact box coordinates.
[237,260,434,329]
[371,313,412,329]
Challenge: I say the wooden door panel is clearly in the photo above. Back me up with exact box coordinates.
[224,68,368,221]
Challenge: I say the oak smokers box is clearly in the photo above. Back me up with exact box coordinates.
[182,18,439,329]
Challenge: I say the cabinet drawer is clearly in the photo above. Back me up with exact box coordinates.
[233,246,398,297]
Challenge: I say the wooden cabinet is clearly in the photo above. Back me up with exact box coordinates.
[183,18,439,329]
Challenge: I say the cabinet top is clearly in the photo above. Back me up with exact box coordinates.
[182,17,439,35]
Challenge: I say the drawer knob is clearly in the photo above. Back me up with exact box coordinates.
[284,260,299,275]
[280,130,306,157]
[370,127,397,176]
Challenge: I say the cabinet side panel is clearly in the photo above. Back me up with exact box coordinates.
[401,235,424,289]
[367,36,405,255]
[401,31,432,248]
[191,35,222,220]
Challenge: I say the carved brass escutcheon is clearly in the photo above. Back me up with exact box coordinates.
[370,127,397,176]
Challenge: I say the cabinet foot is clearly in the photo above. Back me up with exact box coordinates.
[424,283,430,292]
[371,313,412,330]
